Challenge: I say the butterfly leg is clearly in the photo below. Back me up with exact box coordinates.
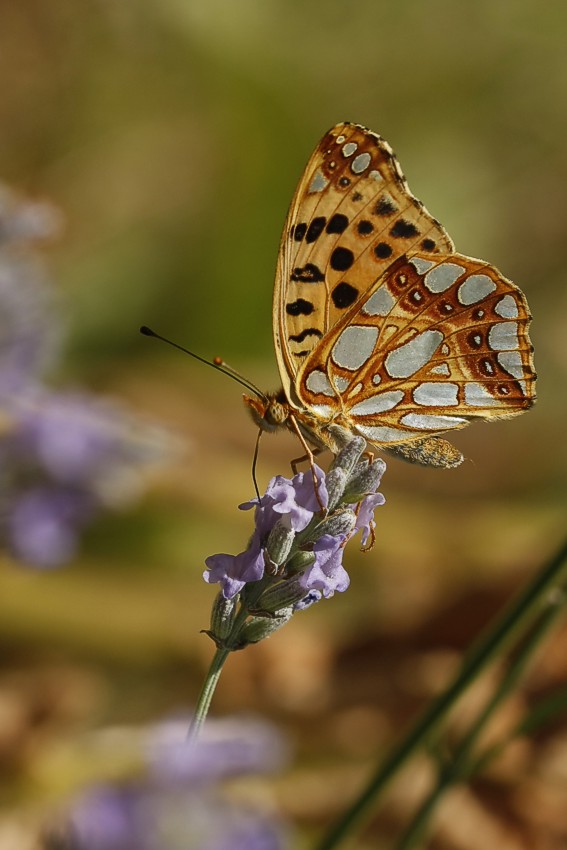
[290,448,325,476]
[288,415,327,512]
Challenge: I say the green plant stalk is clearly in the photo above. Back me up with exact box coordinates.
[394,575,567,850]
[315,537,567,850]
[514,680,567,737]
[187,645,230,742]
[187,604,251,741]
[469,599,567,778]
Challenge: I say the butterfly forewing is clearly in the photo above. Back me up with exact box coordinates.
[274,122,454,402]
[295,253,535,445]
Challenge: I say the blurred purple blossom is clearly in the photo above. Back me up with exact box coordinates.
[0,184,173,568]
[7,486,95,568]
[145,716,287,785]
[47,716,289,850]
[0,250,60,399]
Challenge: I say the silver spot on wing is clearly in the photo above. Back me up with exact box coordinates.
[423,263,465,293]
[457,274,496,305]
[350,390,404,416]
[488,322,519,351]
[494,294,519,319]
[400,413,468,430]
[305,369,335,396]
[332,325,379,371]
[385,330,444,379]
[413,382,459,406]
[363,287,395,317]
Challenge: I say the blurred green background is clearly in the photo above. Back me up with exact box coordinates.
[1,1,566,846]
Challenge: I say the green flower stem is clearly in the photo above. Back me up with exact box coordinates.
[316,536,567,850]
[188,604,250,742]
[187,646,230,743]
[395,574,567,850]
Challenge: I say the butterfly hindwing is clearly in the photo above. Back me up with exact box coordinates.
[296,253,535,445]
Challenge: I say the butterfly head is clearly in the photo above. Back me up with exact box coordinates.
[243,389,290,434]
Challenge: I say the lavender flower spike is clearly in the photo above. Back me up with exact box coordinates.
[203,442,386,650]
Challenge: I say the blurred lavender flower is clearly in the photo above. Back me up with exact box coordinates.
[45,717,289,850]
[204,439,386,649]
[0,184,173,568]
[0,237,60,400]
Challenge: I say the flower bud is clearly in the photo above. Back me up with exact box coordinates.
[325,467,348,511]
[343,458,386,503]
[286,550,316,574]
[209,591,237,640]
[235,608,294,647]
[265,519,295,568]
[330,436,366,478]
[304,508,357,543]
[252,575,311,614]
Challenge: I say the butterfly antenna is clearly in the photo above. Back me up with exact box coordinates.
[140,326,266,400]
[251,429,262,502]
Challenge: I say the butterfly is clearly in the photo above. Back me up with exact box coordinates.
[244,122,536,469]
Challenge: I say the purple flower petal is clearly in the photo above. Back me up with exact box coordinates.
[240,466,327,536]
[300,534,350,598]
[355,492,386,546]
[204,534,265,599]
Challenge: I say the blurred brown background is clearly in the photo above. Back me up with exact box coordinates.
[0,1,566,847]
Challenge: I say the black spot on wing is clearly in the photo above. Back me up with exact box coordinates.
[326,213,349,234]
[286,299,314,316]
[291,263,325,283]
[330,247,354,272]
[374,242,392,259]
[293,222,307,242]
[305,216,326,243]
[421,237,436,251]
[357,219,374,236]
[288,328,323,343]
[390,219,419,239]
[374,196,397,216]
[332,282,359,309]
